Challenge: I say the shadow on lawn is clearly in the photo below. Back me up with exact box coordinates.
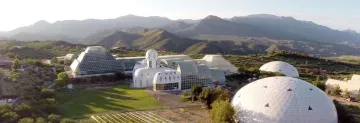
[58,85,140,119]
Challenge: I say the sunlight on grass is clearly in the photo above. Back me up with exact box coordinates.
[56,84,164,119]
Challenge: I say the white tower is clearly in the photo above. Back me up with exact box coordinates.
[145,49,158,68]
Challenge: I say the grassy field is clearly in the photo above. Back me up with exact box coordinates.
[56,84,165,119]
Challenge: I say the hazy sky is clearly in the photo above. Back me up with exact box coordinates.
[0,0,359,32]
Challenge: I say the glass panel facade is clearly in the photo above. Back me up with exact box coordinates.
[72,49,125,76]
[155,83,179,90]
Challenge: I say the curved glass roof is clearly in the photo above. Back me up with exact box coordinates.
[172,61,198,75]
[197,65,212,79]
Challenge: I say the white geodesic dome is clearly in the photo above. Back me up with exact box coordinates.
[231,76,337,123]
[259,61,299,77]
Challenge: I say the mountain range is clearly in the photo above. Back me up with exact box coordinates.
[1,14,360,56]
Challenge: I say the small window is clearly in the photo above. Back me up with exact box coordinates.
[308,106,313,110]
[265,103,269,107]
[309,88,313,91]
[287,89,292,91]
[263,86,267,88]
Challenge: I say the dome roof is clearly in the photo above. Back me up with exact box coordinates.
[259,61,299,77]
[145,49,158,59]
[231,76,337,123]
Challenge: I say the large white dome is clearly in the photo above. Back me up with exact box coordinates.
[231,76,337,123]
[259,61,299,77]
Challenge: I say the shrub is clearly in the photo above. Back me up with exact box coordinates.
[2,111,19,121]
[12,59,20,71]
[190,85,202,101]
[6,53,15,58]
[56,79,66,88]
[18,117,34,123]
[57,72,69,82]
[343,89,351,99]
[41,88,55,99]
[198,87,215,108]
[312,81,326,91]
[15,103,32,117]
[210,99,235,123]
[328,85,342,96]
[35,117,46,123]
[47,114,61,123]
[181,90,191,102]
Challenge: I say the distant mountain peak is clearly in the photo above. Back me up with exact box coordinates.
[33,20,50,26]
[247,14,279,18]
[344,29,358,34]
[204,15,223,20]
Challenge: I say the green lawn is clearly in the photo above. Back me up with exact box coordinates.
[56,84,165,119]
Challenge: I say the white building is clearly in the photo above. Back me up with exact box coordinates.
[231,76,337,123]
[326,74,360,96]
[132,49,234,90]
[133,49,181,91]
[259,61,299,77]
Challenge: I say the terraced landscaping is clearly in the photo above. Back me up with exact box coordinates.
[91,111,173,123]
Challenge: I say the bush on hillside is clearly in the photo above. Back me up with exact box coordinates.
[190,85,203,101]
[41,88,56,99]
[18,117,34,123]
[5,53,15,58]
[210,99,235,123]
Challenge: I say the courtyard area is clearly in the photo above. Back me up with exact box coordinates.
[56,84,165,119]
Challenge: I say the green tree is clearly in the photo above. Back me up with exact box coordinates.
[5,53,15,58]
[312,81,326,91]
[40,88,55,99]
[215,87,231,101]
[56,79,66,88]
[35,117,46,123]
[2,111,19,121]
[57,72,69,82]
[12,59,20,71]
[56,72,69,87]
[210,99,235,123]
[190,85,203,101]
[18,117,35,123]
[15,103,32,117]
[181,90,191,102]
[198,87,215,108]
[237,67,247,73]
[47,114,61,123]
